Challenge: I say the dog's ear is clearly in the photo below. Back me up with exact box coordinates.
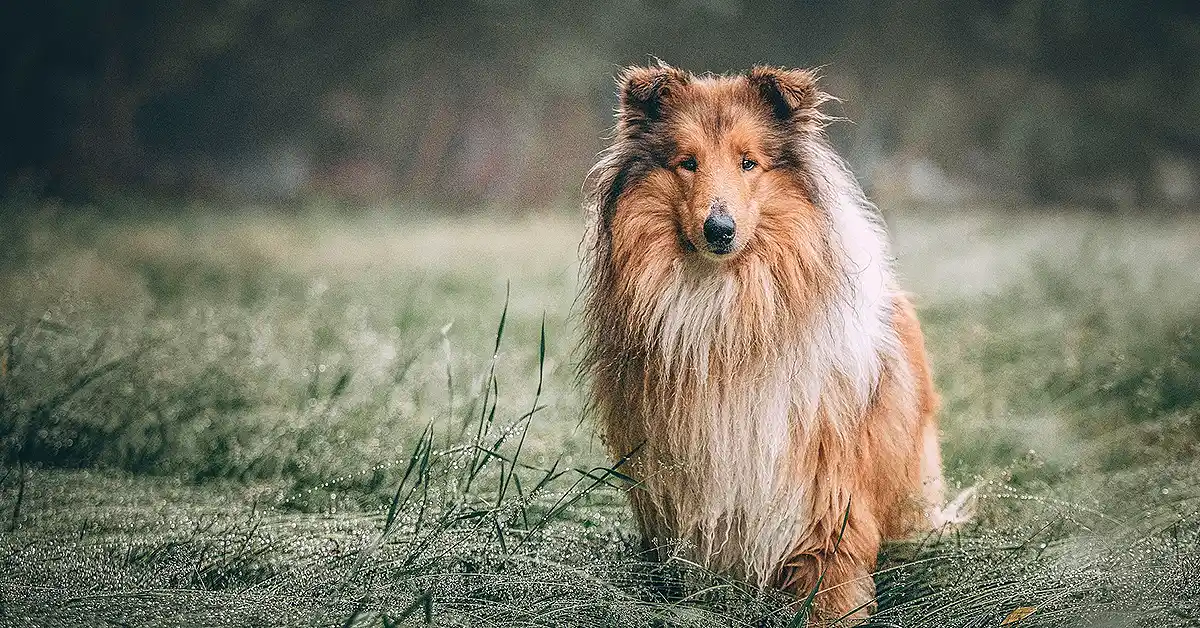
[617,64,688,127]
[747,66,832,129]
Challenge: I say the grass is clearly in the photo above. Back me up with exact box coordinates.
[1,203,1199,626]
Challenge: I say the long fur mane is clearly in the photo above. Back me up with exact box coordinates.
[580,70,909,586]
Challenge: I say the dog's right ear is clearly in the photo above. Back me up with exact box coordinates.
[617,64,687,127]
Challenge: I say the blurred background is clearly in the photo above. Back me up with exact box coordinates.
[3,0,1198,211]
[3,3,1200,625]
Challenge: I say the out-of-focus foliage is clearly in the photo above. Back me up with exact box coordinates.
[2,0,1197,207]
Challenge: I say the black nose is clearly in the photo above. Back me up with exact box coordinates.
[703,212,736,253]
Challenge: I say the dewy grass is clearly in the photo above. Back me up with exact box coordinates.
[1,206,1199,626]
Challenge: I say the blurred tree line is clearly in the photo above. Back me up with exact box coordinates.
[2,0,1197,209]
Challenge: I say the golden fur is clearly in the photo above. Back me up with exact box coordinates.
[580,63,950,622]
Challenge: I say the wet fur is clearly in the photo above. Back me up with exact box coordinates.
[581,64,947,622]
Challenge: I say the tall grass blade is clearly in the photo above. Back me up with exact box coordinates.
[498,313,546,504]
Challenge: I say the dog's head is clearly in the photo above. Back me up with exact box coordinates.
[594,63,834,266]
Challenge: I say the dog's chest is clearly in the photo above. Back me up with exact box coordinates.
[628,254,893,581]
[639,353,861,574]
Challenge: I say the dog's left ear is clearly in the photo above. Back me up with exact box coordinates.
[747,66,832,129]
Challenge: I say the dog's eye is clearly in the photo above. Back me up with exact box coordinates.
[741,157,757,171]
[678,157,698,172]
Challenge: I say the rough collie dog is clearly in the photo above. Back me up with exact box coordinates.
[581,63,956,622]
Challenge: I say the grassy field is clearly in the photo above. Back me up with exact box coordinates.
[1,203,1199,627]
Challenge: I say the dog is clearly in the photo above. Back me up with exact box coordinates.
[580,63,959,622]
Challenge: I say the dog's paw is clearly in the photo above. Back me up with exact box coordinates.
[928,484,978,529]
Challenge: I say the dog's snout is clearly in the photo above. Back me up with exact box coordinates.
[702,211,736,254]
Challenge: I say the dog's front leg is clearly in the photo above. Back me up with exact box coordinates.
[777,527,881,626]
[627,488,667,561]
